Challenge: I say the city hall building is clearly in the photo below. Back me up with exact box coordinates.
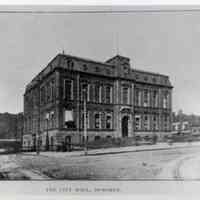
[23,53,173,149]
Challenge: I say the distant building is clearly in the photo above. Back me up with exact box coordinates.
[191,125,200,136]
[23,53,173,150]
[172,121,191,134]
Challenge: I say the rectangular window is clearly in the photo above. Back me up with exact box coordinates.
[64,109,76,129]
[46,84,51,102]
[51,80,55,101]
[64,79,73,100]
[144,115,150,130]
[135,115,141,130]
[99,86,102,103]
[152,90,158,107]
[94,113,101,129]
[40,86,45,104]
[105,86,112,104]
[87,84,90,101]
[94,85,100,103]
[143,90,149,107]
[135,89,141,106]
[106,113,112,129]
[89,84,94,102]
[163,91,169,108]
[152,115,158,131]
[122,87,129,104]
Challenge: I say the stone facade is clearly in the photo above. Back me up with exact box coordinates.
[23,54,173,149]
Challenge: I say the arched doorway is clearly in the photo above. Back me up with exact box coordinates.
[122,116,129,137]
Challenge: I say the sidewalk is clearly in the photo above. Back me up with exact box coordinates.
[23,141,200,158]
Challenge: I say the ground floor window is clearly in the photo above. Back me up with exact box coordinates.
[106,113,112,129]
[143,115,150,130]
[163,114,170,131]
[152,115,159,131]
[64,109,76,129]
[135,115,141,130]
[94,112,101,129]
[94,136,101,140]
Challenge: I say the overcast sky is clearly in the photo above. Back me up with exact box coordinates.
[1,9,200,114]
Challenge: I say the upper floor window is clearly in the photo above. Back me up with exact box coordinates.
[122,86,130,104]
[46,83,51,102]
[152,90,158,107]
[163,91,169,108]
[144,76,148,81]
[40,86,45,104]
[94,85,100,103]
[67,59,74,70]
[135,88,141,106]
[95,66,100,72]
[83,64,88,71]
[143,89,149,107]
[63,79,73,100]
[88,84,94,102]
[50,79,56,101]
[105,86,112,104]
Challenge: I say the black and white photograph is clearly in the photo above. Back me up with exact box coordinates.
[0,5,200,192]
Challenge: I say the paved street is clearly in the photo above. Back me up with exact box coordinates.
[0,142,200,180]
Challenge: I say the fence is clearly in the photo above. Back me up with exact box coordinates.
[21,136,158,152]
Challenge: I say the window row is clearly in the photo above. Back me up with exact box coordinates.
[134,114,170,131]
[134,89,170,108]
[40,79,56,104]
[40,111,56,131]
[80,83,113,104]
[24,116,38,134]
[63,109,113,130]
[63,79,113,104]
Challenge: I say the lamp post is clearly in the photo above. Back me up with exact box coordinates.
[36,132,40,155]
[83,85,88,156]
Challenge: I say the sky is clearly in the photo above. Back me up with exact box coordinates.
[1,8,200,114]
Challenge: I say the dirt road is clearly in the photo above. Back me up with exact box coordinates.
[158,153,200,180]
[0,154,50,180]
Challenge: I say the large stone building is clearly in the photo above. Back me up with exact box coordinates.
[23,53,173,149]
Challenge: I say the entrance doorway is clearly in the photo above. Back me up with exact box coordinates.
[122,116,129,137]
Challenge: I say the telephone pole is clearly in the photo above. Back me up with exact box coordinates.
[83,86,88,156]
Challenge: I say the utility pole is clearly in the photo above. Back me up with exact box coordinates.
[36,86,40,155]
[83,86,88,156]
